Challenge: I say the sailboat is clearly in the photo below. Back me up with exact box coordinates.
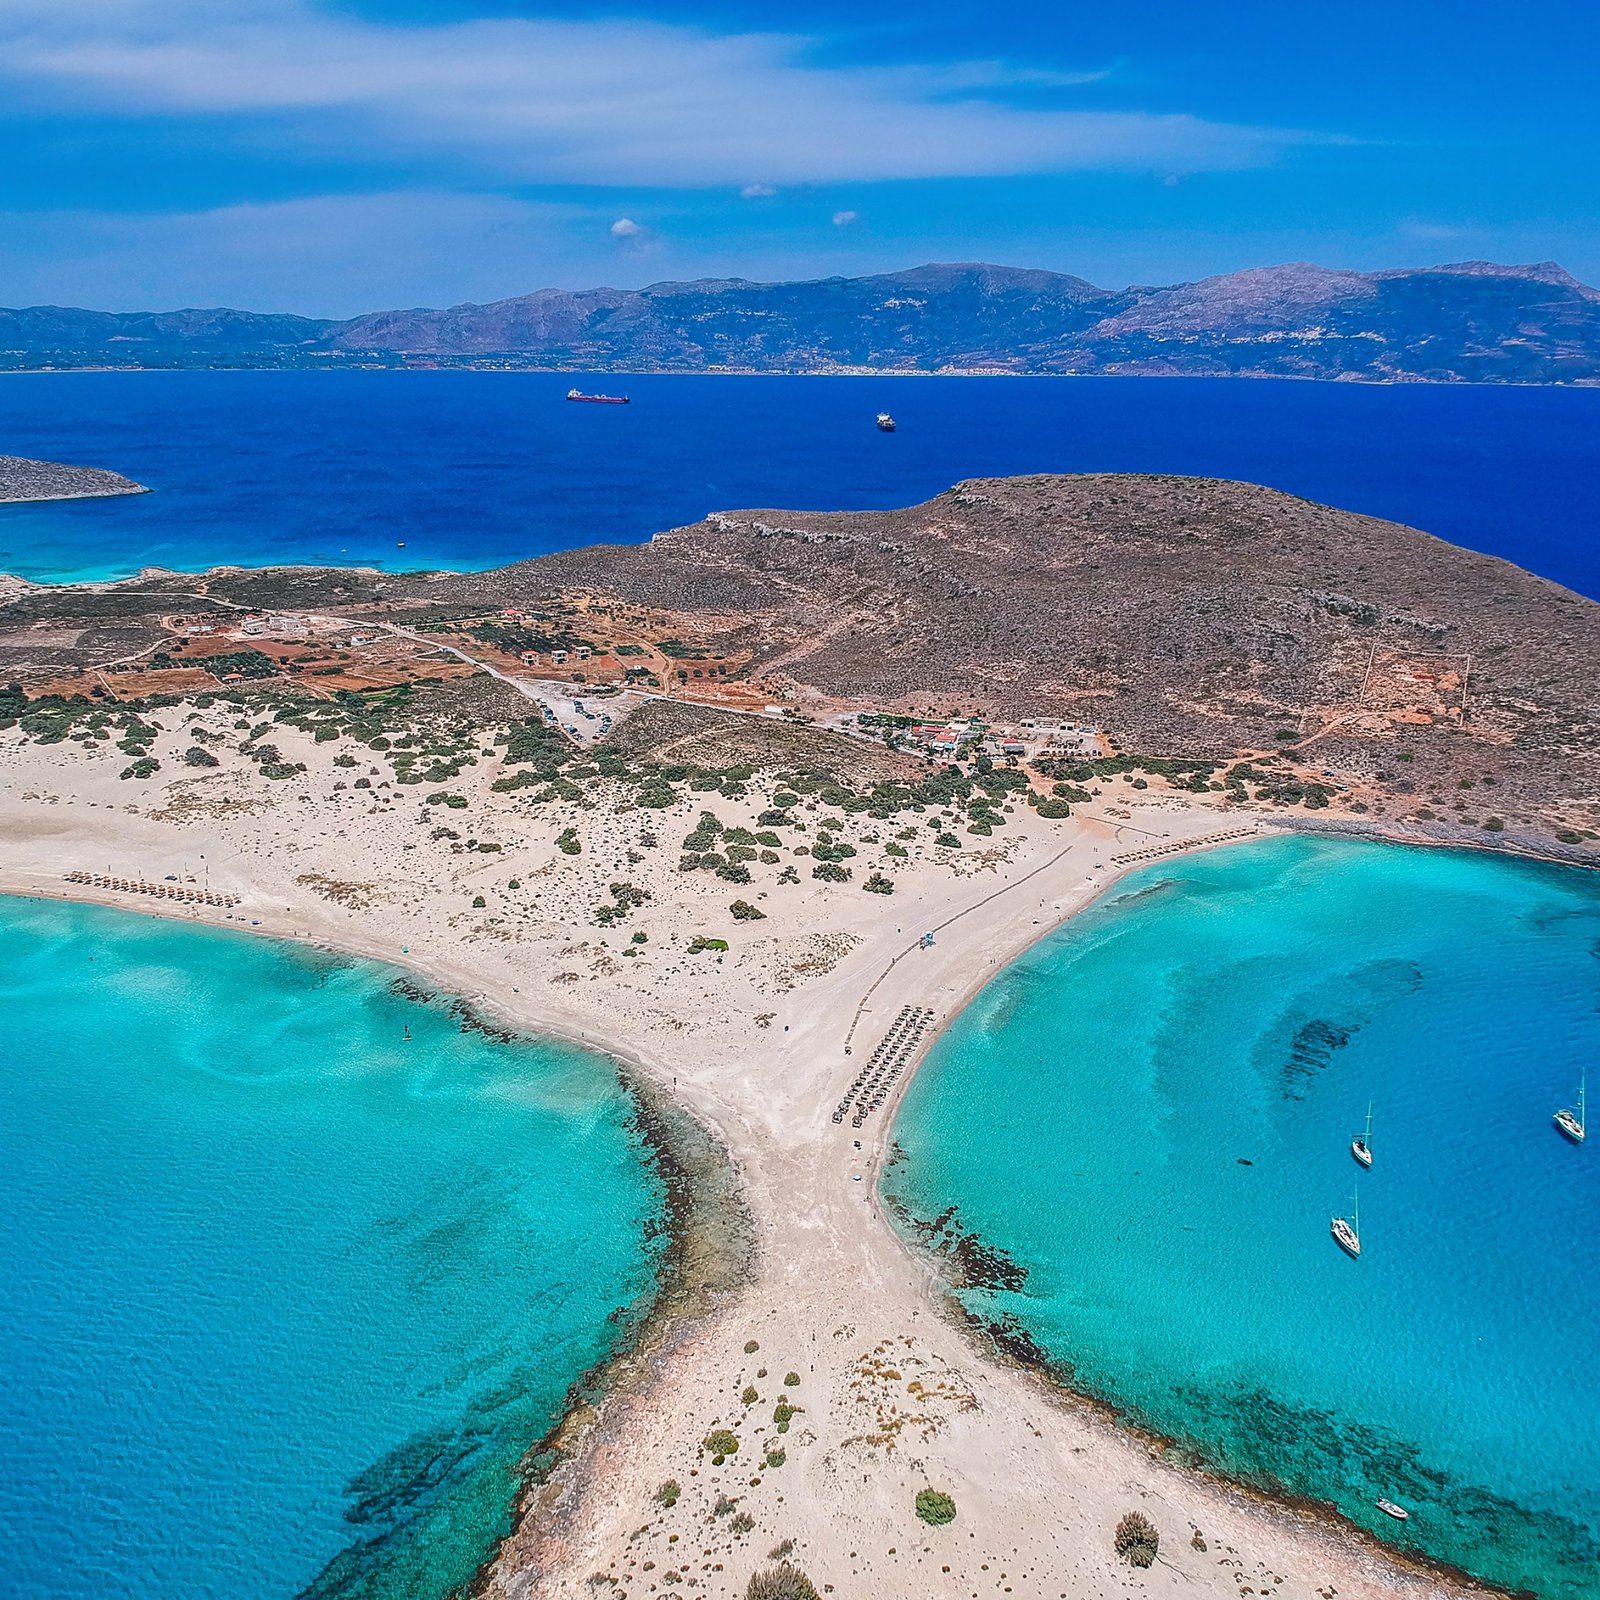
[1351,1101,1374,1168]
[1554,1071,1586,1144]
[1332,1183,1361,1258]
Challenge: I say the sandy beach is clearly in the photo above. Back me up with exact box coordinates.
[0,717,1500,1600]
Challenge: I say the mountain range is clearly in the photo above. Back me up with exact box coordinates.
[4,260,1599,382]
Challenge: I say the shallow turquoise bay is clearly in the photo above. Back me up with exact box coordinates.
[886,835,1600,1598]
[0,897,667,1600]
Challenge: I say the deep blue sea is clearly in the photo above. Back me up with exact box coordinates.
[886,835,1600,1598]
[0,896,667,1600]
[1,372,1598,594]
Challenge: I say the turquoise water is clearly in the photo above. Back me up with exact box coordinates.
[0,896,668,1600]
[886,836,1600,1597]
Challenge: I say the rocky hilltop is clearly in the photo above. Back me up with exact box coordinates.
[0,454,147,504]
[435,474,1600,838]
[2,474,1595,850]
[5,259,1598,381]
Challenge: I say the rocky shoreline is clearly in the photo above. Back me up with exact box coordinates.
[0,453,148,504]
[474,1056,755,1599]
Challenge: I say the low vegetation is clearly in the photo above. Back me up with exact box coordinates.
[1114,1510,1160,1568]
[745,1564,819,1600]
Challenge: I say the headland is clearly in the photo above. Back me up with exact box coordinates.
[0,452,148,504]
[2,472,1593,1599]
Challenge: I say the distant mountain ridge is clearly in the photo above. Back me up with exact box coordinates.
[4,259,1599,382]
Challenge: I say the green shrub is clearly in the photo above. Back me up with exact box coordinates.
[702,1428,739,1461]
[783,1372,800,1386]
[935,832,960,848]
[745,1339,760,1353]
[812,862,850,883]
[656,1479,680,1507]
[120,756,159,780]
[688,935,730,953]
[472,895,486,909]
[863,874,895,895]
[557,827,581,855]
[730,899,765,920]
[1114,1510,1159,1567]
[916,1489,957,1526]
[183,746,220,768]
[636,777,677,808]
[742,1385,759,1405]
[745,1564,818,1600]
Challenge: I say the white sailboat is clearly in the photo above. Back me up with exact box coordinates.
[1554,1070,1586,1144]
[1351,1101,1374,1168]
[1331,1183,1361,1258]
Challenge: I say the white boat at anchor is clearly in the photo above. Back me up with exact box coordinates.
[1376,1498,1409,1521]
[1331,1183,1361,1258]
[1352,1101,1374,1168]
[1554,1071,1586,1144]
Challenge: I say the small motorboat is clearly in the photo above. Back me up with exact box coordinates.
[876,412,896,432]
[1376,1499,1409,1522]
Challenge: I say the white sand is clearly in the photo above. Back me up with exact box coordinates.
[0,716,1489,1600]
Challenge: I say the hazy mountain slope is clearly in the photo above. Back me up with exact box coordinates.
[4,261,1598,380]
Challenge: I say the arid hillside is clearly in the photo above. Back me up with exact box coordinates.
[4,473,1597,846]
[440,474,1599,819]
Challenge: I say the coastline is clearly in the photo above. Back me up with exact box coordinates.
[0,484,150,506]
[0,878,755,1600]
[0,782,1551,1598]
[472,1061,755,1598]
[863,823,1595,1600]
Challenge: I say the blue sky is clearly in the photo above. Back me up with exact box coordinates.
[1,0,1595,314]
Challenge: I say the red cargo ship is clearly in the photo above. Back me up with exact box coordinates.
[566,388,630,404]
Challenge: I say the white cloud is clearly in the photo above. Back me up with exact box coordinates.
[0,0,1305,188]
[740,183,778,199]
[610,217,645,237]
[832,210,859,227]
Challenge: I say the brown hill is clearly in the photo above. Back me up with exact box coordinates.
[434,474,1600,836]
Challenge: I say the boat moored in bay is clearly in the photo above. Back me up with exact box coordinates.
[1332,1183,1361,1257]
[1352,1101,1374,1168]
[1554,1071,1586,1143]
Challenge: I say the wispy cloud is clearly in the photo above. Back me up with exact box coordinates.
[740,183,778,199]
[832,210,859,227]
[0,0,1305,189]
